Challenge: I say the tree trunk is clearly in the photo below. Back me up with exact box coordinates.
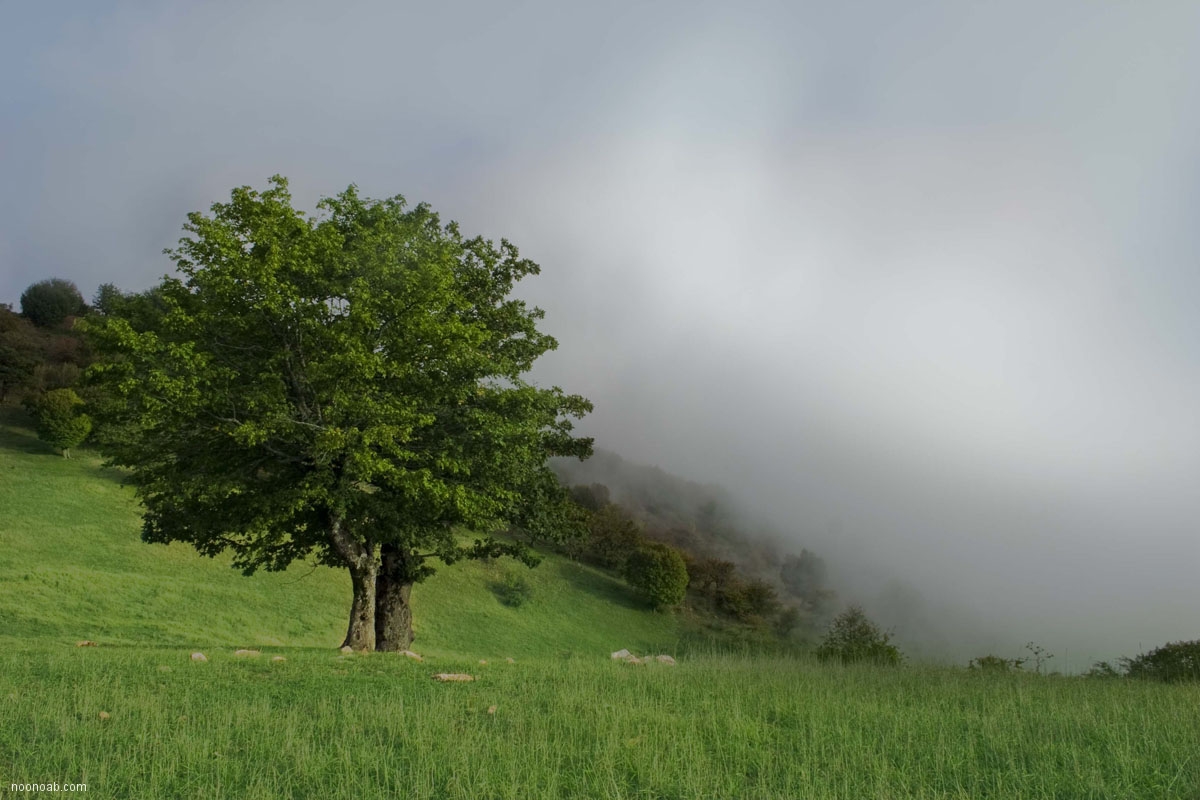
[375,542,415,652]
[329,518,378,652]
[343,558,379,651]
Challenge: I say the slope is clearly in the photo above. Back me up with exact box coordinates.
[0,408,678,658]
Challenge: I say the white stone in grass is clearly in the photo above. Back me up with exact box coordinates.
[402,650,423,661]
[234,649,260,657]
[190,652,208,662]
[271,656,286,662]
[432,673,475,682]
[505,657,515,664]
[655,655,677,665]
[611,649,632,660]
[340,645,354,654]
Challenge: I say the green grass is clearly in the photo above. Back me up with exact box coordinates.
[0,407,677,659]
[2,407,1199,799]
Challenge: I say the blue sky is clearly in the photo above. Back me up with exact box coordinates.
[2,1,1199,663]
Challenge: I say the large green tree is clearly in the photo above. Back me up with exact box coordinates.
[86,177,592,651]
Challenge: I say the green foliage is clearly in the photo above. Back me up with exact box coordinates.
[0,307,42,401]
[1084,660,1123,679]
[772,605,803,638]
[624,542,689,610]
[969,654,1025,673]
[575,503,645,570]
[20,278,86,328]
[816,605,903,666]
[91,283,169,333]
[568,482,610,511]
[691,556,734,606]
[1122,640,1200,683]
[83,177,592,646]
[492,570,534,608]
[32,388,92,456]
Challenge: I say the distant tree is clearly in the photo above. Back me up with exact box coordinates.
[645,523,703,554]
[20,279,85,328]
[624,542,689,610]
[773,605,803,638]
[569,483,610,512]
[684,556,737,604]
[1083,660,1123,679]
[576,504,644,570]
[85,177,592,652]
[968,654,1025,673]
[780,550,827,601]
[0,307,42,402]
[92,283,169,332]
[816,605,903,666]
[1122,640,1200,683]
[737,578,780,621]
[33,388,92,457]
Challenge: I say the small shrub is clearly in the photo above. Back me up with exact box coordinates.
[772,605,802,639]
[493,571,533,608]
[815,605,902,666]
[1122,640,1200,683]
[33,388,92,457]
[1024,641,1054,674]
[624,542,689,610]
[969,655,1025,673]
[1083,661,1123,679]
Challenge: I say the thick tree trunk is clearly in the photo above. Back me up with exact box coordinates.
[375,542,415,652]
[329,518,378,652]
[343,559,379,651]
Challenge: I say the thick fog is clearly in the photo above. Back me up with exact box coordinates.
[3,2,1198,668]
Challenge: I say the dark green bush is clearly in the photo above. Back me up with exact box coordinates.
[1122,640,1200,683]
[968,655,1025,673]
[624,542,689,610]
[20,279,85,328]
[576,504,645,570]
[493,571,533,608]
[1083,660,1123,679]
[815,605,902,666]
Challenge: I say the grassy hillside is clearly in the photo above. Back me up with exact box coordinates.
[3,407,1199,799]
[0,407,678,658]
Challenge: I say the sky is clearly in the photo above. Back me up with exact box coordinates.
[3,1,1198,667]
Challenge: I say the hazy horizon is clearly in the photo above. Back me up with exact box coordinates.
[3,2,1197,669]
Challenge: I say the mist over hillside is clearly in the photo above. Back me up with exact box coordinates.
[553,448,1014,664]
[3,1,1197,672]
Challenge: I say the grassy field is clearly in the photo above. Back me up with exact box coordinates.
[2,407,1199,799]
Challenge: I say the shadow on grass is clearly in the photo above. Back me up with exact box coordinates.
[0,406,57,455]
[554,560,644,611]
[1,404,129,483]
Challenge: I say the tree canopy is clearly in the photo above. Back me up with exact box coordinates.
[20,278,86,328]
[86,177,592,650]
